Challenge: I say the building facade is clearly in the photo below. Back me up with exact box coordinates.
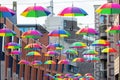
[0,18,66,80]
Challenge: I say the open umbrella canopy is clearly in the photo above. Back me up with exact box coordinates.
[24,43,42,50]
[46,43,64,50]
[82,49,98,55]
[58,59,70,64]
[0,28,16,37]
[26,51,41,57]
[58,7,88,16]
[102,47,117,53]
[84,73,93,77]
[96,2,120,14]
[76,27,98,36]
[105,25,120,34]
[91,39,110,46]
[21,30,43,39]
[44,60,56,64]
[74,73,82,77]
[4,42,21,49]
[10,50,22,55]
[30,60,42,66]
[70,42,87,48]
[48,29,70,38]
[86,57,100,62]
[45,51,59,56]
[0,6,15,17]
[72,58,85,63]
[18,60,30,65]
[21,6,51,17]
[64,49,78,55]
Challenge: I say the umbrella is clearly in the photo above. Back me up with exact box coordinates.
[26,51,41,57]
[72,58,85,62]
[117,40,120,46]
[87,57,100,62]
[24,43,42,50]
[54,74,63,77]
[45,51,59,56]
[64,49,78,55]
[0,6,15,17]
[105,25,120,34]
[82,49,98,55]
[76,27,98,36]
[58,7,88,16]
[0,28,16,37]
[44,73,54,79]
[48,29,70,38]
[30,60,42,66]
[102,47,117,53]
[74,73,82,77]
[21,30,43,39]
[91,39,110,46]
[64,73,73,78]
[58,59,70,64]
[21,6,51,17]
[46,43,64,50]
[44,60,56,64]
[84,73,93,76]
[96,2,120,14]
[18,60,30,65]
[70,42,87,48]
[4,42,21,49]
[10,50,22,55]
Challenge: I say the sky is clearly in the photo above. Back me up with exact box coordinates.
[0,0,107,28]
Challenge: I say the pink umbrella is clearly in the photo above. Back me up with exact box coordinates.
[58,59,70,64]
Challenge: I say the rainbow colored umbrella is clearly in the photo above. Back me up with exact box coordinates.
[96,2,120,14]
[76,27,98,36]
[48,29,70,38]
[21,30,43,39]
[30,60,42,66]
[82,49,98,55]
[85,76,95,80]
[84,73,93,77]
[45,51,59,56]
[18,60,30,65]
[46,43,64,50]
[74,73,82,77]
[0,28,16,37]
[4,42,21,49]
[105,25,120,34]
[24,43,42,50]
[58,7,88,16]
[10,50,22,55]
[26,51,41,57]
[91,39,110,46]
[44,73,54,79]
[54,78,63,80]
[70,42,87,48]
[64,73,73,78]
[21,6,51,17]
[0,6,15,17]
[72,58,85,63]
[44,60,56,64]
[102,47,117,53]
[58,59,70,64]
[54,74,63,77]
[64,49,78,55]
[87,57,100,62]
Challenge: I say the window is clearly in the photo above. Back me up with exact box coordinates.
[61,64,64,73]
[63,20,67,27]
[19,27,35,32]
[29,66,32,80]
